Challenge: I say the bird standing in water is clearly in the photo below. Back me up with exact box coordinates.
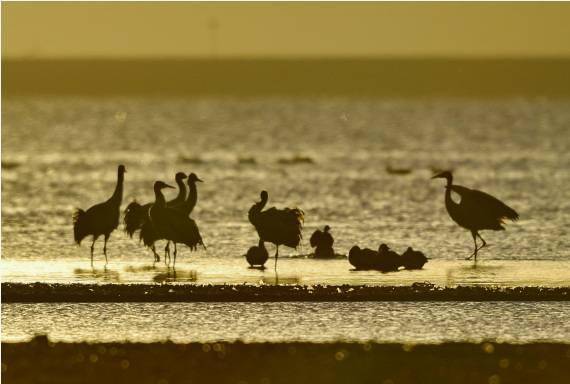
[124,172,187,262]
[432,171,519,262]
[310,225,335,258]
[142,180,204,267]
[248,190,304,270]
[73,164,126,267]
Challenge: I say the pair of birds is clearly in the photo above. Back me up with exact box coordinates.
[73,166,204,267]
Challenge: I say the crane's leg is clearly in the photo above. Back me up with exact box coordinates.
[466,231,478,260]
[173,243,178,269]
[90,237,96,268]
[274,246,279,272]
[103,234,109,267]
[151,245,160,264]
[476,233,487,259]
[164,242,170,266]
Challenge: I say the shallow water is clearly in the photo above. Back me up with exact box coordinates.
[3,302,569,343]
[2,97,570,284]
[2,258,569,287]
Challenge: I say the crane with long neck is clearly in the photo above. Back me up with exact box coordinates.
[432,171,519,262]
[73,164,126,267]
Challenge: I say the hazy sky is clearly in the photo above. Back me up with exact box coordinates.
[3,2,570,59]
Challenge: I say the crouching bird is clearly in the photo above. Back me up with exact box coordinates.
[73,164,126,267]
[432,171,519,262]
[310,225,335,258]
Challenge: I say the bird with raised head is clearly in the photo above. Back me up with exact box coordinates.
[124,172,187,262]
[248,190,304,270]
[432,171,519,262]
[310,225,335,258]
[140,180,204,267]
[73,164,126,267]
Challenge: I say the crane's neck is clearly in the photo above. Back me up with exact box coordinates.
[153,187,167,208]
[248,195,267,224]
[110,169,124,206]
[173,177,187,204]
[184,180,199,214]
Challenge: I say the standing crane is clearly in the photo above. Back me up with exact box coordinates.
[248,190,304,270]
[141,180,204,268]
[73,164,126,267]
[432,171,519,262]
[124,172,187,262]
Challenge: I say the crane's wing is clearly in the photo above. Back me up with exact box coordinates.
[449,185,519,222]
[310,230,322,248]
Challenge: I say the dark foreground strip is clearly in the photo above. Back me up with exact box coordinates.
[2,282,569,302]
[2,337,570,384]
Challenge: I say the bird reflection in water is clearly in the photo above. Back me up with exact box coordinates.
[73,267,121,282]
[152,269,198,283]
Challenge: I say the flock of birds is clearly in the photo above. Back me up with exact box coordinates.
[73,165,519,269]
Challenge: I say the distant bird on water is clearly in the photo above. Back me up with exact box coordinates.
[73,164,126,267]
[248,190,304,270]
[141,180,204,267]
[310,225,335,258]
[124,172,187,261]
[432,171,519,261]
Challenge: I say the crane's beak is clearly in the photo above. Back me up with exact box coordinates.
[197,177,204,182]
[165,184,175,189]
[431,173,444,179]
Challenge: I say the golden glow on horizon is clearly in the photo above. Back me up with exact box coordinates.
[3,2,570,59]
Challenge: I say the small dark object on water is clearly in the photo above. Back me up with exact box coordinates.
[310,225,335,259]
[401,247,428,269]
[386,165,412,175]
[277,155,315,165]
[246,240,269,268]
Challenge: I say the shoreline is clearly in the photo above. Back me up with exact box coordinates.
[3,337,569,384]
[3,282,569,302]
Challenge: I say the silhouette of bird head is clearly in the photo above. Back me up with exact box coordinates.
[188,173,203,183]
[348,245,361,256]
[378,243,389,252]
[324,225,331,232]
[259,190,269,202]
[118,164,127,174]
[175,172,187,182]
[154,181,175,190]
[431,170,453,185]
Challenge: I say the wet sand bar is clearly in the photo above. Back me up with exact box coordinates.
[3,337,569,384]
[3,282,569,302]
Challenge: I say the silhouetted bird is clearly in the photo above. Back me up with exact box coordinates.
[248,190,304,270]
[246,240,269,268]
[124,172,187,262]
[124,172,187,238]
[432,171,519,261]
[310,225,335,258]
[348,246,378,270]
[140,181,204,267]
[173,173,203,215]
[401,247,428,270]
[376,243,402,272]
[73,164,126,267]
